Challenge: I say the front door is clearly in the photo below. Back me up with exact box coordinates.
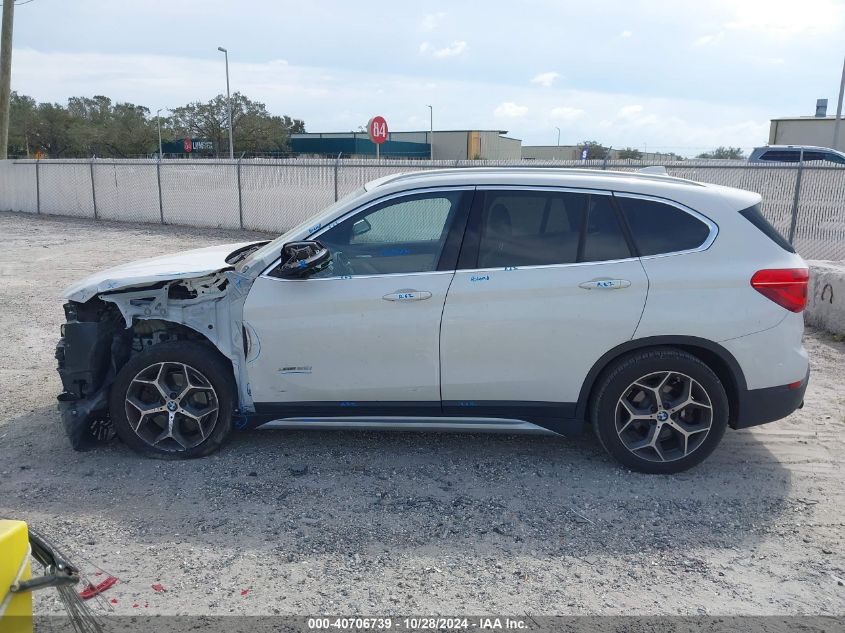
[244,188,472,416]
[440,187,648,425]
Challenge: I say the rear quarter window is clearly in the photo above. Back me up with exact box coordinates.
[738,203,795,253]
[615,196,712,256]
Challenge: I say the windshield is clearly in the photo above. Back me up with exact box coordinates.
[240,187,367,270]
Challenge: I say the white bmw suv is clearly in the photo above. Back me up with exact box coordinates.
[56,168,809,474]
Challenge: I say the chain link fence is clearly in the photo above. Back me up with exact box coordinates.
[2,158,844,259]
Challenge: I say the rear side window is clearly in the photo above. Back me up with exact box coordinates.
[474,190,632,268]
[476,191,585,268]
[581,195,631,262]
[616,196,711,256]
[760,150,799,162]
[739,203,795,253]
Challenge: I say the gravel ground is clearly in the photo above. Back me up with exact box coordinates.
[0,210,843,616]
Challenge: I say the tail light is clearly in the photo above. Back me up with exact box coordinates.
[750,268,808,313]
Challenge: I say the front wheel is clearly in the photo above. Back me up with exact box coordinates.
[108,341,235,458]
[591,348,729,474]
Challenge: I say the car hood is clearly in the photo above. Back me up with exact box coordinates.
[62,242,259,303]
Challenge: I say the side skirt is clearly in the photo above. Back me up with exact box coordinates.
[248,401,585,435]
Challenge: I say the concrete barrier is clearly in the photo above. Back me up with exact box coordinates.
[806,261,845,335]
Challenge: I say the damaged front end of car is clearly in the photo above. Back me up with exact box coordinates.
[56,262,259,451]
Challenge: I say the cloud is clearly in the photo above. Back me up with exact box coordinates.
[620,30,633,38]
[617,104,644,119]
[693,32,725,46]
[494,102,528,118]
[419,12,447,32]
[549,106,584,121]
[723,0,844,37]
[419,40,468,58]
[432,40,468,58]
[530,71,560,87]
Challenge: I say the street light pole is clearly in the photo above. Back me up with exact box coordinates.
[555,126,560,160]
[833,55,845,151]
[156,108,164,158]
[427,105,434,160]
[217,46,234,160]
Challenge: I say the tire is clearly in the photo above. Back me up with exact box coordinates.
[108,341,235,459]
[590,348,729,474]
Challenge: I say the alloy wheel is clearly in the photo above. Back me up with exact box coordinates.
[615,371,713,463]
[124,362,219,452]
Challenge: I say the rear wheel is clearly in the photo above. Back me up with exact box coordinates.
[591,348,729,474]
[108,341,235,458]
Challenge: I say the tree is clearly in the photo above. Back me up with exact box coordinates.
[581,140,609,160]
[66,95,156,157]
[5,91,304,158]
[696,146,745,159]
[32,102,78,158]
[170,92,305,155]
[618,147,643,160]
[8,91,36,157]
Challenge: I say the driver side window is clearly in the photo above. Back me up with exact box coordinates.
[312,191,463,278]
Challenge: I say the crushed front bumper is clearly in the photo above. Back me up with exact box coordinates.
[55,302,125,450]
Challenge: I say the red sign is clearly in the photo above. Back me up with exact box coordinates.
[368,116,389,145]
[183,138,193,153]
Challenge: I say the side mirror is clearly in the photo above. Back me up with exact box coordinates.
[275,241,331,278]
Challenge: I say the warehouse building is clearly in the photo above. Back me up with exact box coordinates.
[768,99,844,152]
[769,116,844,152]
[290,129,522,160]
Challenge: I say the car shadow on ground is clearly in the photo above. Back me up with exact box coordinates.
[1,405,793,564]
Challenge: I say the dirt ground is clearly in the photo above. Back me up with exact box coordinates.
[0,210,843,617]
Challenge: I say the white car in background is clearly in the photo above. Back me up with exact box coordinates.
[56,168,810,474]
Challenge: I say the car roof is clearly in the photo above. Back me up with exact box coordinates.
[753,145,845,154]
[362,167,761,214]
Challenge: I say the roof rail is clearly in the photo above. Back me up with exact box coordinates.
[367,166,701,190]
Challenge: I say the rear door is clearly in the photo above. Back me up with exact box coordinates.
[439,187,648,425]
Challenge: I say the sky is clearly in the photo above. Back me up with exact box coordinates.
[8,0,845,156]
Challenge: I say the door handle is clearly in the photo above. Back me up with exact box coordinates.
[382,289,432,302]
[578,279,631,290]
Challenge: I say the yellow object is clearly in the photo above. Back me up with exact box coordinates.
[0,520,33,633]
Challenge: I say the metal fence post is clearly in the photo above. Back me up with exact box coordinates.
[35,160,40,214]
[788,154,804,245]
[334,152,341,201]
[89,158,98,219]
[156,158,165,224]
[236,158,244,230]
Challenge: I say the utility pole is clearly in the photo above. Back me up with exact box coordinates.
[833,55,845,151]
[0,0,14,160]
[555,126,560,159]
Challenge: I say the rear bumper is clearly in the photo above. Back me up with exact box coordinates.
[732,368,809,429]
